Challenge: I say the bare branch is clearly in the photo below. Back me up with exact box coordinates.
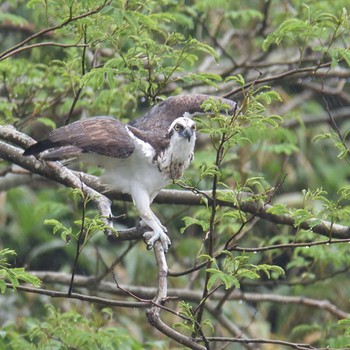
[150,190,350,240]
[0,42,89,61]
[199,336,322,350]
[205,303,255,350]
[145,242,206,350]
[5,283,148,308]
[223,62,332,98]
[7,278,334,350]
[31,271,349,320]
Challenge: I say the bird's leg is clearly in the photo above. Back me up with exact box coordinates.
[131,187,171,252]
[140,214,167,233]
[142,191,168,233]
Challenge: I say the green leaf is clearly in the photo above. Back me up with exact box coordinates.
[266,204,290,215]
[44,219,73,242]
[181,216,209,233]
[257,264,285,278]
[292,209,315,227]
[225,74,245,86]
[27,0,46,9]
[0,249,41,292]
[339,319,350,327]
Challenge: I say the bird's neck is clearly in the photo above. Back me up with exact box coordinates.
[157,135,195,180]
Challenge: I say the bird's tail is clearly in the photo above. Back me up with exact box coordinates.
[23,139,57,156]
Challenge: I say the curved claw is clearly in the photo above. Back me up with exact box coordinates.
[143,230,171,252]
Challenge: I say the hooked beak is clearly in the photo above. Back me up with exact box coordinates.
[181,127,194,142]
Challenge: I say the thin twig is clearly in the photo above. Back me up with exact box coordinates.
[5,283,148,308]
[0,0,110,61]
[68,178,87,296]
[198,336,322,350]
[322,87,350,164]
[223,62,332,98]
[0,42,88,61]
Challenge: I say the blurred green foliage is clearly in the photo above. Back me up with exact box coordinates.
[1,0,350,348]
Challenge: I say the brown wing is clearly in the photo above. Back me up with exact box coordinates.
[24,117,135,159]
[129,94,237,131]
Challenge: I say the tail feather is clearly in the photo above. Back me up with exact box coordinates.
[23,139,58,156]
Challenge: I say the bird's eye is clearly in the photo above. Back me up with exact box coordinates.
[192,124,196,130]
[174,124,181,131]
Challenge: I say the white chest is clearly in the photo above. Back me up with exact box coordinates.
[97,151,169,199]
[80,128,195,200]
[157,136,195,180]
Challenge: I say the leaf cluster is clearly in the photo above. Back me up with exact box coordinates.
[205,251,284,291]
[1,0,350,348]
[1,305,152,350]
[0,249,41,293]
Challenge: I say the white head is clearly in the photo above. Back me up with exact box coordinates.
[159,117,196,179]
[167,117,196,143]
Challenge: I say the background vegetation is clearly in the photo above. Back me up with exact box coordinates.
[1,0,350,349]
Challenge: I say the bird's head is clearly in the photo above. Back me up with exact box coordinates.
[168,117,196,142]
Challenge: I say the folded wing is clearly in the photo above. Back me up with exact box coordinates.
[24,117,135,160]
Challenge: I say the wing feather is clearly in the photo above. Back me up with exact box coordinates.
[129,94,236,131]
[24,117,135,159]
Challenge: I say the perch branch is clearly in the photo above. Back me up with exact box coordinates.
[145,242,206,350]
[1,125,350,242]
[0,126,114,233]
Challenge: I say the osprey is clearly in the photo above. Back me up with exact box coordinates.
[24,94,236,251]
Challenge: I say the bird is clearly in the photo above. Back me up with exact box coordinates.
[24,94,236,251]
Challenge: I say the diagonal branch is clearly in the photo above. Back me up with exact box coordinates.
[0,126,114,233]
[0,42,88,61]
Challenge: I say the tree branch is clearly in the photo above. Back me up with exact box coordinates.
[205,302,255,350]
[0,126,114,234]
[0,0,110,61]
[31,271,349,320]
[145,242,206,350]
[283,107,350,129]
[223,62,332,98]
[5,283,148,308]
[1,124,350,241]
[199,336,322,350]
[0,42,89,61]
[8,278,333,350]
[150,190,350,240]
